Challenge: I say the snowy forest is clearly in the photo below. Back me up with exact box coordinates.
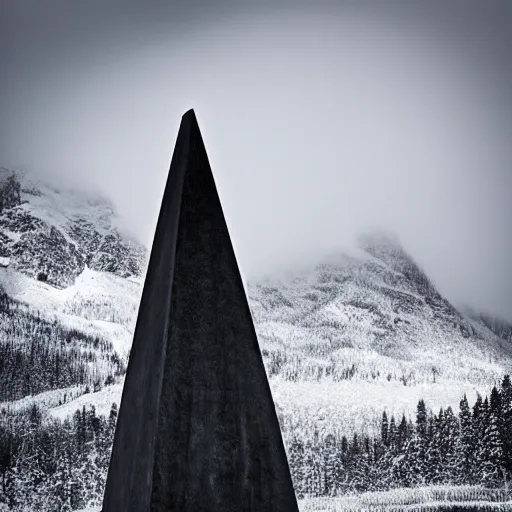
[0,402,118,511]
[0,378,511,510]
[0,260,511,509]
[0,291,125,402]
[288,376,512,498]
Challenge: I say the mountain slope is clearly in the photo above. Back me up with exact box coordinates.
[0,169,145,406]
[0,167,146,288]
[248,232,512,439]
[1,169,511,509]
[463,306,512,344]
[40,227,512,443]
[250,234,511,384]
[1,168,510,447]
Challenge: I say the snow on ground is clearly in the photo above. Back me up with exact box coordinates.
[272,377,484,438]
[44,374,485,441]
[0,267,62,312]
[54,312,133,358]
[65,265,139,302]
[0,385,84,413]
[304,502,512,511]
[0,264,498,440]
[0,266,139,357]
[3,230,21,243]
[48,382,124,421]
[60,486,512,512]
[0,264,137,418]
[19,176,115,237]
[126,275,143,285]
[61,266,141,328]
[298,486,512,511]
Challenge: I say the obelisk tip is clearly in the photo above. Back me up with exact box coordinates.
[182,108,197,121]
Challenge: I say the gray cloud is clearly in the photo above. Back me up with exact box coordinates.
[1,0,511,320]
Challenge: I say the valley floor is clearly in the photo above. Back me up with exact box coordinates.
[273,377,484,438]
[69,486,512,512]
[299,486,512,512]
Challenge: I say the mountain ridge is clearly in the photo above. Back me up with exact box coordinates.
[0,168,147,288]
[0,168,510,442]
[0,169,146,411]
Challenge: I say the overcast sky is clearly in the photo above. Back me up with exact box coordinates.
[1,0,511,320]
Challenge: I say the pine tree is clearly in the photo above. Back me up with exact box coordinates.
[351,433,360,457]
[397,414,409,452]
[388,415,397,453]
[288,438,305,497]
[473,393,483,425]
[441,406,460,484]
[500,375,512,474]
[381,411,389,448]
[457,394,475,484]
[413,400,428,480]
[351,435,372,492]
[302,442,316,496]
[425,410,442,484]
[417,399,427,438]
[480,405,505,487]
[322,434,339,496]
[108,403,118,437]
[491,386,503,419]
[399,435,422,486]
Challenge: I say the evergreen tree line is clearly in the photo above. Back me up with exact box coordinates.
[263,347,441,386]
[62,296,139,328]
[288,376,512,498]
[0,291,125,401]
[1,380,512,509]
[263,347,378,382]
[0,402,118,511]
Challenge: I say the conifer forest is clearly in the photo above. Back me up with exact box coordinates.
[1,372,512,510]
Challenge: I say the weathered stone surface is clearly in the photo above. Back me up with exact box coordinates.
[102,109,299,512]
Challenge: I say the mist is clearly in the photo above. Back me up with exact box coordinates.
[1,1,511,320]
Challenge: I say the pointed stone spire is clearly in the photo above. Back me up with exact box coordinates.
[102,109,299,512]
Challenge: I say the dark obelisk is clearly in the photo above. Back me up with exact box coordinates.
[102,109,299,512]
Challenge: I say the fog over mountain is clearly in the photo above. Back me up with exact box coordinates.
[1,0,511,320]
[0,162,511,509]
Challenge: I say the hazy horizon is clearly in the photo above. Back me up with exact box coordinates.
[1,0,511,320]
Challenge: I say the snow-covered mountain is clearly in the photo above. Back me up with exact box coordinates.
[250,230,512,387]
[462,306,512,344]
[2,168,512,510]
[0,169,146,407]
[1,166,511,443]
[0,167,146,288]
[248,232,512,440]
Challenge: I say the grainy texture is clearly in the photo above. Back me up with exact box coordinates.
[102,110,299,512]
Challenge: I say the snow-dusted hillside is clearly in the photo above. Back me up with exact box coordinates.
[0,266,139,358]
[1,166,512,451]
[247,233,512,438]
[0,167,146,288]
[0,169,145,406]
[35,229,512,443]
[2,168,512,509]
